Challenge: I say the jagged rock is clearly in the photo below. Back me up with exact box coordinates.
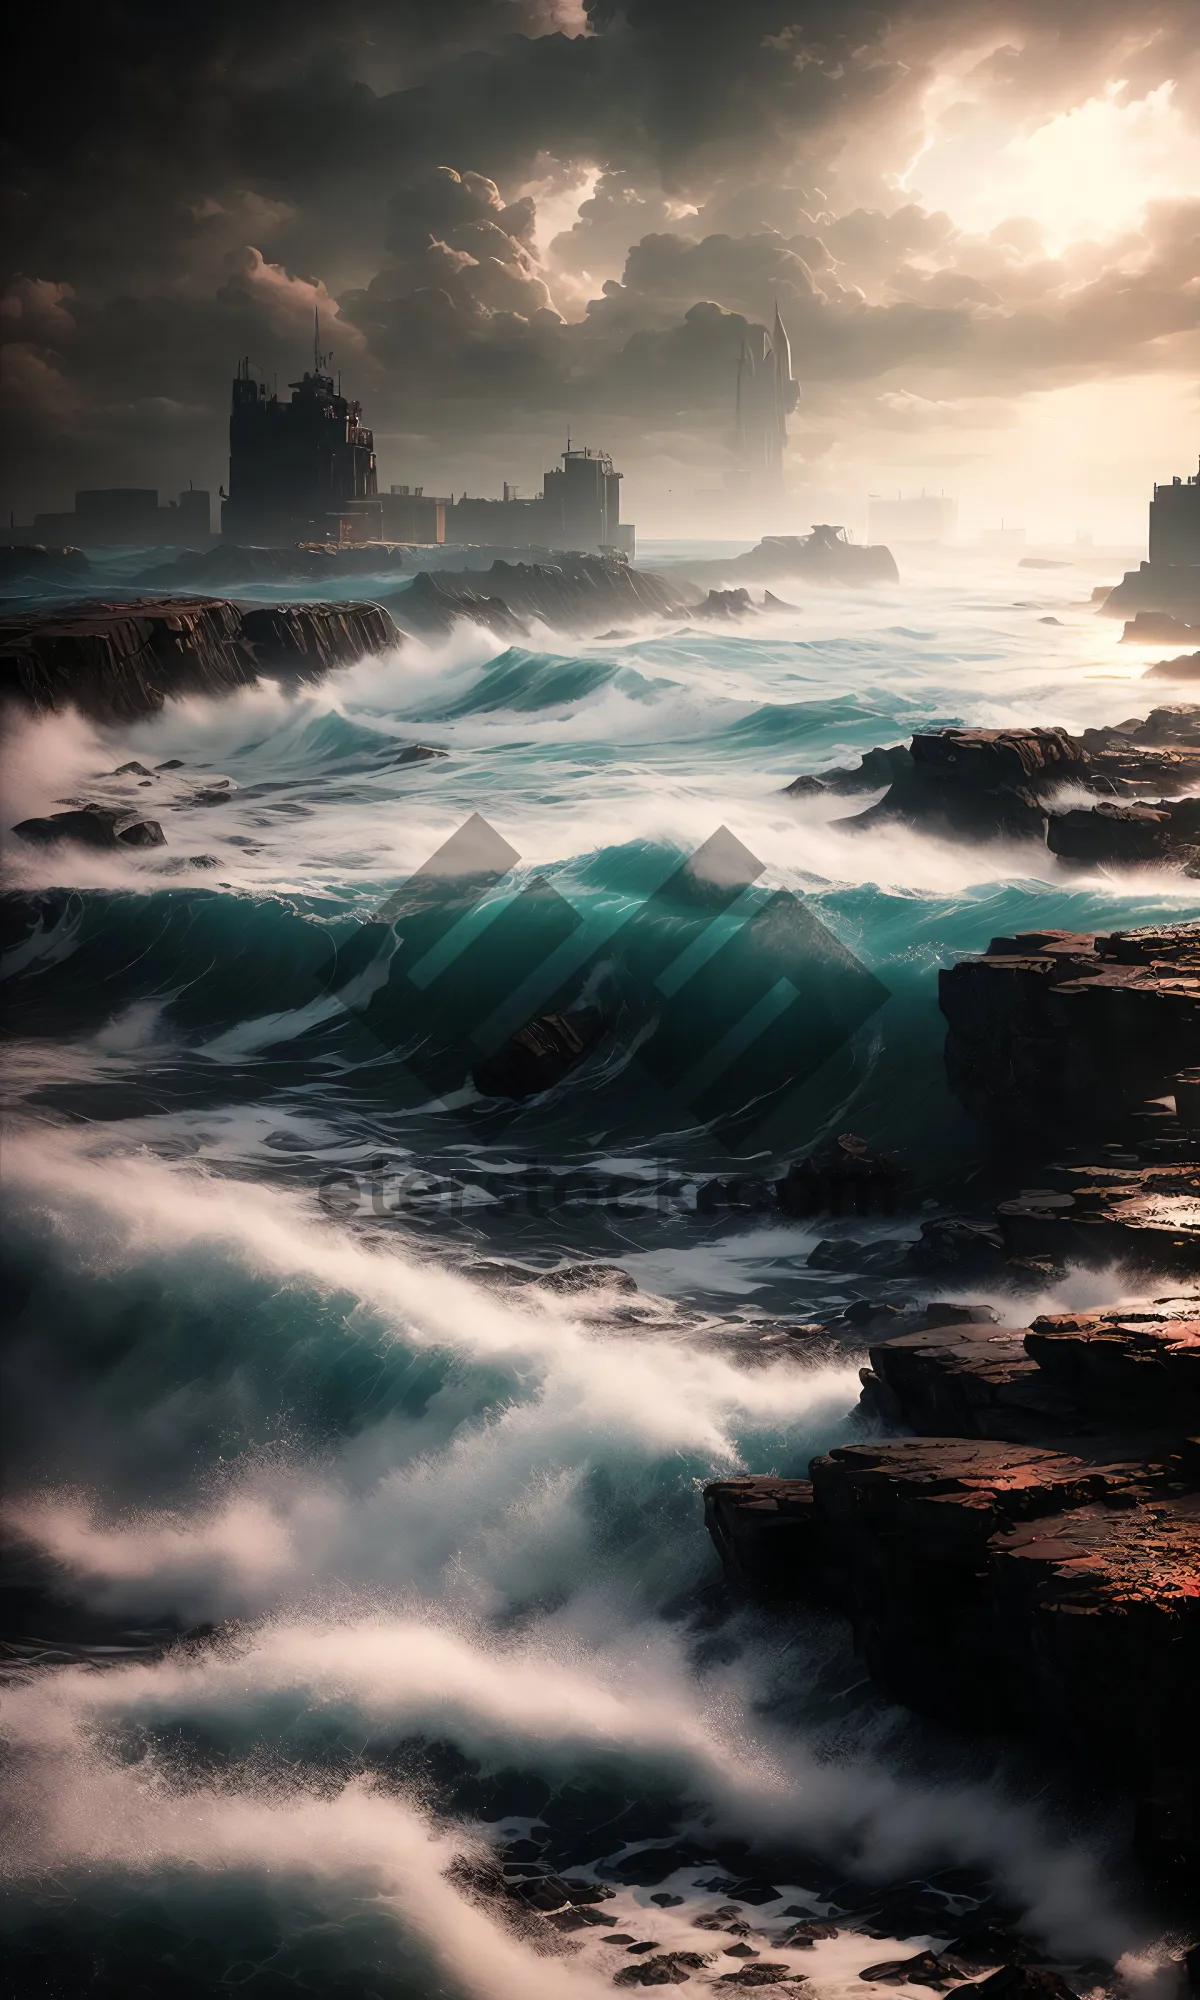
[704,1408,1200,1886]
[614,1955,708,1987]
[472,1006,607,1100]
[859,1952,973,1987]
[777,1134,899,1218]
[841,729,1088,840]
[1120,611,1198,643]
[698,588,754,618]
[389,553,693,637]
[389,570,525,638]
[238,601,397,677]
[714,1966,807,1987]
[1145,651,1200,681]
[939,921,1200,1138]
[763,592,799,612]
[12,802,166,849]
[785,745,912,797]
[0,597,399,723]
[996,1163,1200,1272]
[1046,800,1189,868]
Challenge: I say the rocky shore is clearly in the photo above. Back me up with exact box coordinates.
[705,900,1200,1898]
[0,596,398,723]
[705,1299,1199,1889]
[787,706,1200,870]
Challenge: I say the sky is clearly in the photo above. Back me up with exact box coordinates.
[3,0,1199,541]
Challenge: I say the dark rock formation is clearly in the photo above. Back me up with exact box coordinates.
[997,1163,1200,1274]
[939,921,1200,1139]
[784,745,913,797]
[471,1006,607,1100]
[12,802,166,850]
[1046,797,1200,870]
[706,1403,1200,1883]
[697,588,754,618]
[676,527,899,589]
[388,553,693,637]
[785,708,1200,852]
[776,1133,899,1218]
[0,597,399,724]
[1145,652,1200,681]
[842,729,1090,840]
[386,571,525,639]
[1120,610,1198,644]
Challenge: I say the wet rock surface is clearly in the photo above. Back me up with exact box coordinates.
[785,708,1200,864]
[387,552,693,637]
[12,802,166,850]
[939,920,1200,1139]
[706,1293,1200,1888]
[471,1005,608,1100]
[0,596,398,722]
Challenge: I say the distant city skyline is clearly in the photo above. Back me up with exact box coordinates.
[4,0,1197,541]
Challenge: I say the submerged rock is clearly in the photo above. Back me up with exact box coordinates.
[472,1005,607,1100]
[13,802,166,849]
[777,1134,899,1219]
[697,587,754,618]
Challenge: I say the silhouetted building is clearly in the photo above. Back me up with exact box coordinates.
[735,306,799,482]
[442,444,635,554]
[28,486,213,546]
[1149,462,1200,567]
[221,327,379,544]
[1101,458,1200,621]
[380,487,446,543]
[867,492,957,546]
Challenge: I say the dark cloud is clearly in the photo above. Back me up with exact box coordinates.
[2,0,1198,511]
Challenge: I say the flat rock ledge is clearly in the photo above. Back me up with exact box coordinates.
[0,596,399,723]
[940,920,1200,1141]
[705,1293,1200,1891]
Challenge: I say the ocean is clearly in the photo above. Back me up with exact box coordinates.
[0,546,1192,1996]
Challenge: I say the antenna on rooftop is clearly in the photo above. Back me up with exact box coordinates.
[313,303,320,375]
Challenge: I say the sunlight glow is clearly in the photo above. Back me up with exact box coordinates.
[902,79,1200,252]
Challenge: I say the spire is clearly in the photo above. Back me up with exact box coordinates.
[313,302,320,374]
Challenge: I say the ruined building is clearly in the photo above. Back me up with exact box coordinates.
[734,305,799,483]
[221,325,380,545]
[1149,461,1200,567]
[1101,458,1200,623]
[442,444,635,555]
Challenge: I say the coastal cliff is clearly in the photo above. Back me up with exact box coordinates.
[0,597,399,724]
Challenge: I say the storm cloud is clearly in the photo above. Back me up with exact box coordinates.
[3,0,1198,515]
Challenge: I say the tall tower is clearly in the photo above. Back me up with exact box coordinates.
[735,304,799,484]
